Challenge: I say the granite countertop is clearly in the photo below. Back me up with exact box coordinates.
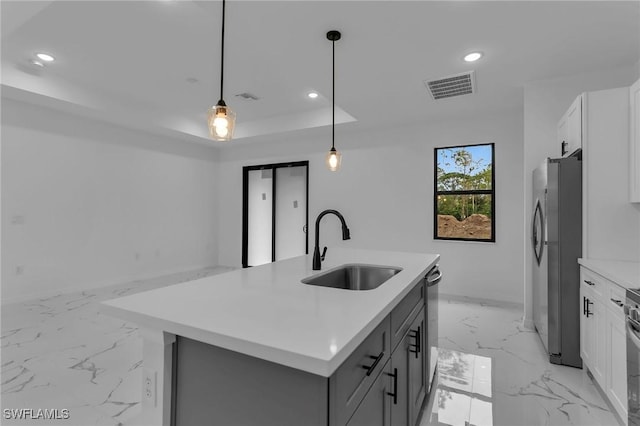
[578,258,640,290]
[101,247,439,376]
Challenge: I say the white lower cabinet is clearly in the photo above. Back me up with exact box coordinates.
[580,273,606,385]
[580,265,628,425]
[607,306,627,418]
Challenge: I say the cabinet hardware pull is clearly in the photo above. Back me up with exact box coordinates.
[583,296,587,316]
[362,352,384,376]
[386,368,398,405]
[409,327,421,358]
[584,280,595,286]
[586,298,593,317]
[611,298,624,307]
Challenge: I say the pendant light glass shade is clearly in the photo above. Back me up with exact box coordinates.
[326,147,342,171]
[207,101,236,141]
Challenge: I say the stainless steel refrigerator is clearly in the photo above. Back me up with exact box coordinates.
[532,156,582,368]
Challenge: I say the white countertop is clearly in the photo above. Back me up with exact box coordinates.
[578,258,640,290]
[101,248,439,377]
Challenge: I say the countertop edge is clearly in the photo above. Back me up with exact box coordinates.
[578,258,640,290]
[100,253,439,377]
[100,302,336,376]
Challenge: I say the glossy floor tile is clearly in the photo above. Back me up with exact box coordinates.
[1,267,233,426]
[422,297,620,426]
[2,278,620,425]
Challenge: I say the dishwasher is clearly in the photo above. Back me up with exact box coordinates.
[425,264,442,394]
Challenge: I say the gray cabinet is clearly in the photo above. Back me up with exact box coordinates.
[173,280,428,426]
[174,336,328,426]
[390,342,409,426]
[408,307,427,426]
[346,361,392,426]
[349,286,427,426]
[389,305,427,426]
[390,279,424,349]
[330,316,391,426]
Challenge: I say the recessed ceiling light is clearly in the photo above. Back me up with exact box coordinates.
[463,52,483,62]
[36,53,55,62]
[307,92,319,99]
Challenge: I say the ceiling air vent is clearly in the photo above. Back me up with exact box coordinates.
[424,71,475,100]
[235,92,260,101]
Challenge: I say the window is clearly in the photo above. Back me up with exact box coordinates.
[434,143,495,242]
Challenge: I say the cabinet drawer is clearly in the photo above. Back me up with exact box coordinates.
[330,316,391,426]
[581,268,604,299]
[390,280,424,350]
[607,282,626,316]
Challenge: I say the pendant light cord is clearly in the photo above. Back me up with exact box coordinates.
[332,37,335,150]
[219,0,226,102]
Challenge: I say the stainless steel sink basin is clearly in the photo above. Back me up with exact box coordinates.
[301,264,402,290]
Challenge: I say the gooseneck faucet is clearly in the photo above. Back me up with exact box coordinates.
[313,209,351,270]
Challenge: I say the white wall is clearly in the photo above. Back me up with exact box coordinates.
[583,87,640,261]
[522,65,638,326]
[2,99,219,303]
[217,111,525,305]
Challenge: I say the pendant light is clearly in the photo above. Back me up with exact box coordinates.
[326,30,342,171]
[207,0,236,141]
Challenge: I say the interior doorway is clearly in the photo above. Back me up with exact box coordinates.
[242,161,309,268]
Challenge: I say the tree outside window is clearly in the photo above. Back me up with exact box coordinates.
[434,143,495,242]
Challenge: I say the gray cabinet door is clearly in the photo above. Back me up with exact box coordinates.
[390,333,409,426]
[390,305,427,426]
[346,361,392,426]
[408,306,427,426]
[330,316,391,426]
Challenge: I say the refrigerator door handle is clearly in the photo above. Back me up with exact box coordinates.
[532,199,544,265]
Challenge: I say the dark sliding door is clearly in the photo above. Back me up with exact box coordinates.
[242,161,309,268]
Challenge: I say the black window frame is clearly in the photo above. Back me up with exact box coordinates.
[433,142,495,242]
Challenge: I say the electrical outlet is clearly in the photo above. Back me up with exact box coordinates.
[143,369,157,407]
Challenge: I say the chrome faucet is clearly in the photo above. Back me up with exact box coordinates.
[313,209,351,270]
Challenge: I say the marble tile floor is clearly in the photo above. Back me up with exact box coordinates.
[1,266,234,426]
[1,274,621,426]
[421,297,621,426]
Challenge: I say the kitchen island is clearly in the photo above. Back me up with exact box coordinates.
[101,247,440,426]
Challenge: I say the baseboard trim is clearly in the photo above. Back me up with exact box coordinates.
[1,264,226,305]
[522,318,535,330]
[440,292,524,311]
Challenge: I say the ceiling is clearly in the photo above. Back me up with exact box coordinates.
[2,1,639,147]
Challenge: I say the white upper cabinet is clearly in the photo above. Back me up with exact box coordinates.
[558,94,583,157]
[630,78,640,203]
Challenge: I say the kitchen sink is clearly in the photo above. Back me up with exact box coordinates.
[301,264,402,290]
